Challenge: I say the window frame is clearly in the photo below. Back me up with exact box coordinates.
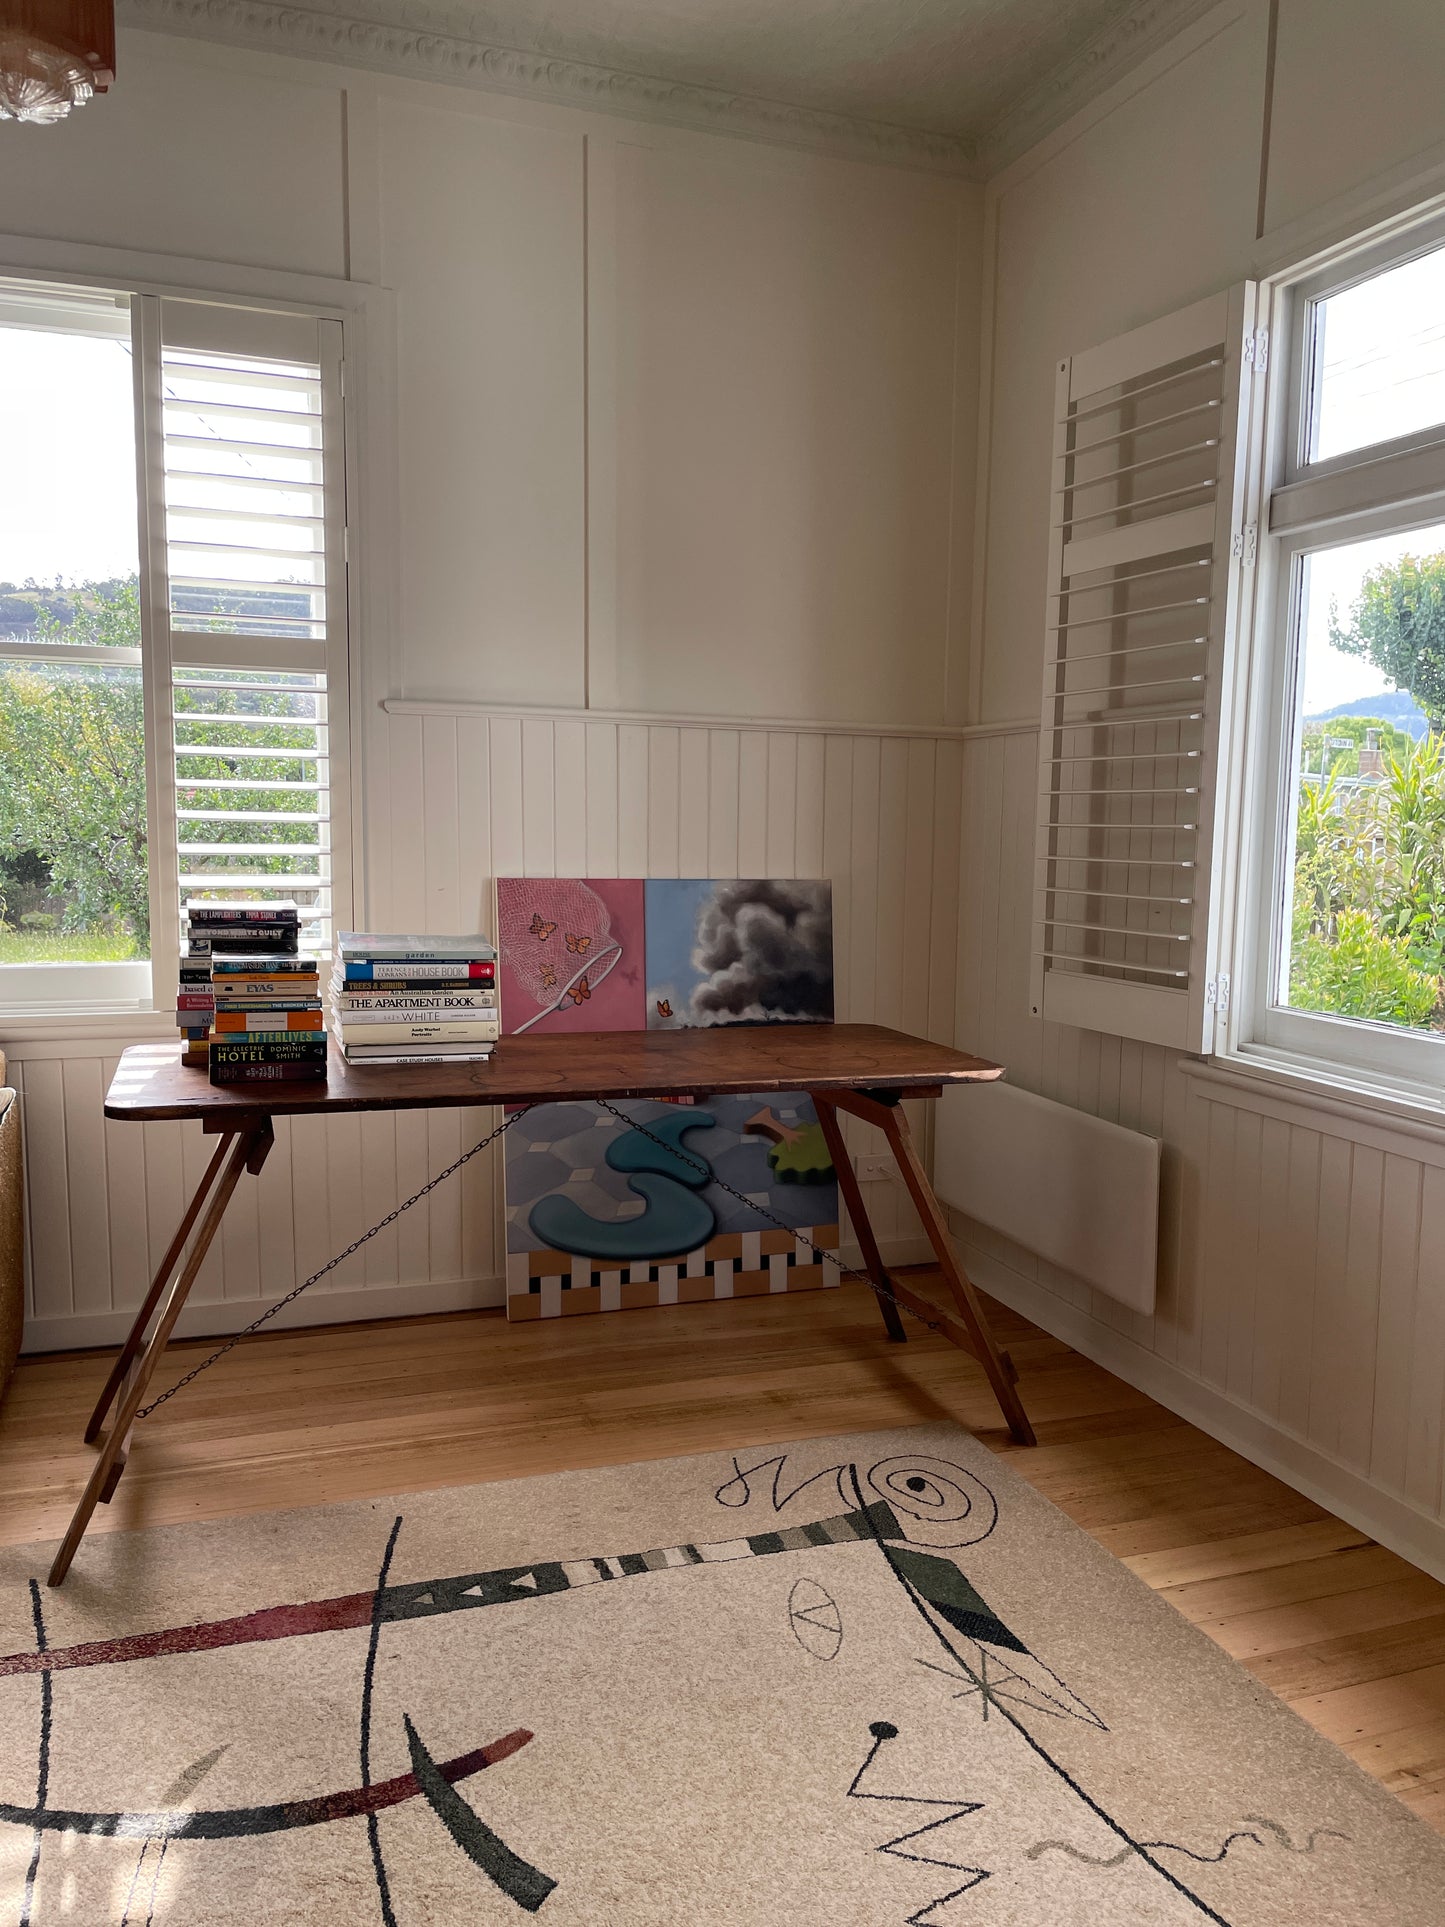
[1225,198,1445,1110]
[0,236,376,1032]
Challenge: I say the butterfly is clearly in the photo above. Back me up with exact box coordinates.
[540,964,557,989]
[565,932,591,954]
[566,974,591,1006]
[530,913,557,940]
[655,999,673,1018]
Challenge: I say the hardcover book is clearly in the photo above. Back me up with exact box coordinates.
[332,1021,501,1044]
[209,1060,326,1084]
[214,1011,326,1032]
[337,932,496,962]
[212,956,318,974]
[210,1037,328,1063]
[333,991,497,1012]
[342,961,496,982]
[342,1046,495,1063]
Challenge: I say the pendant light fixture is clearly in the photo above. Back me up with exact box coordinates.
[0,0,114,125]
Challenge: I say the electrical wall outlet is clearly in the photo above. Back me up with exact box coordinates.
[854,1152,894,1183]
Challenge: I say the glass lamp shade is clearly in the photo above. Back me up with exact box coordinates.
[0,6,114,125]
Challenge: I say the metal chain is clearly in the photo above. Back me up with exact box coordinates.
[136,1106,532,1418]
[139,1088,943,1422]
[591,1096,946,1337]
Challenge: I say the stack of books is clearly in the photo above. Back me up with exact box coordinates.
[331,934,499,1066]
[180,901,302,1073]
[186,901,328,1085]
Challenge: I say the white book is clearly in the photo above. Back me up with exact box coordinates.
[333,1009,500,1025]
[337,932,497,961]
[336,1021,501,1043]
[343,1047,495,1065]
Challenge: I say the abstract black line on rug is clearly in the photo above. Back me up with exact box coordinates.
[847,1719,989,1923]
[18,1579,50,1927]
[362,1513,404,1927]
[844,1465,1238,1927]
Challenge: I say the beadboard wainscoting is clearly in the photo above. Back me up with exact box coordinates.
[8,710,969,1352]
[950,721,1445,1582]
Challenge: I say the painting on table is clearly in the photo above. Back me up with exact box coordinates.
[644,878,833,1029]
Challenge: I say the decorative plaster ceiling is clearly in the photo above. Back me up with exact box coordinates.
[120,0,1219,175]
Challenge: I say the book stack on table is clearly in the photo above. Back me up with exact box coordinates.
[177,950,215,1071]
[331,934,499,1066]
[180,900,303,1074]
[185,900,327,1085]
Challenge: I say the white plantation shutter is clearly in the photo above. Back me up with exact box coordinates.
[1031,285,1260,1053]
[134,297,351,984]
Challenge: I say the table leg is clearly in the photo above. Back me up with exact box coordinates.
[84,1133,236,1444]
[814,1097,906,1342]
[48,1128,259,1587]
[825,1089,1036,1447]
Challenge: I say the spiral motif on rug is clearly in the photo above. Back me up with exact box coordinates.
[866,1456,999,1548]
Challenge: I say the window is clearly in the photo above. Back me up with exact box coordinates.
[0,279,350,1015]
[1032,207,1445,1112]
[1249,225,1445,1093]
[0,284,150,1007]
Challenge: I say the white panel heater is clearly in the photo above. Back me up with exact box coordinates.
[933,1081,1160,1314]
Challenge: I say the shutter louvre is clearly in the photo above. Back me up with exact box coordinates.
[137,303,350,985]
[1031,285,1257,1052]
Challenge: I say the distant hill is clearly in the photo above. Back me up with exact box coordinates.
[1306,692,1430,739]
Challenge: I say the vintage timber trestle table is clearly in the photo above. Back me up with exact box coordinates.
[49,1022,1034,1585]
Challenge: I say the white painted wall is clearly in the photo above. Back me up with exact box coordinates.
[12,715,962,1349]
[0,30,981,1346]
[963,0,1445,1581]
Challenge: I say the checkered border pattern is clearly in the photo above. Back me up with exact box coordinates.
[505,1224,840,1321]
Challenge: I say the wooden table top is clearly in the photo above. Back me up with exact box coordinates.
[103,1024,1002,1123]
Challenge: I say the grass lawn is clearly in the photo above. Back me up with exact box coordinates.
[0,930,141,963]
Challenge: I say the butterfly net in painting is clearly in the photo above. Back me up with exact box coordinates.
[498,878,624,1031]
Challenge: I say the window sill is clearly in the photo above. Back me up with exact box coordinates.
[0,1007,174,1051]
[1180,1045,1445,1158]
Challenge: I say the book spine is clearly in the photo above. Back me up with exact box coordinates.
[338,949,497,963]
[333,1009,497,1025]
[209,1063,325,1079]
[343,1051,495,1065]
[336,1022,501,1043]
[337,933,495,956]
[210,1040,328,1065]
[212,966,320,976]
[214,999,322,1012]
[343,962,496,982]
[176,994,215,1010]
[189,924,300,940]
[333,996,497,1014]
[186,911,299,925]
[214,1012,326,1032]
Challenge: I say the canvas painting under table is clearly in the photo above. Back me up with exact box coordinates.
[503,1093,839,1319]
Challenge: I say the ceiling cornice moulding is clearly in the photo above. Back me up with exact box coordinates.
[978,0,1230,174]
[118,0,980,176]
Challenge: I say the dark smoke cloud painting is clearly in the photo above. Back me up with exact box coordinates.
[645,880,834,1029]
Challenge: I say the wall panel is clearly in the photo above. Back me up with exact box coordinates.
[952,723,1445,1576]
[13,714,962,1352]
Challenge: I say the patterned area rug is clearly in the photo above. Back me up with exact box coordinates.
[3,1423,1444,1925]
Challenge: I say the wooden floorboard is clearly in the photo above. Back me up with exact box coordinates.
[2,1275,1444,1831]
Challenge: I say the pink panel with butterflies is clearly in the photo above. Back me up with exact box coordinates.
[495,878,646,1035]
